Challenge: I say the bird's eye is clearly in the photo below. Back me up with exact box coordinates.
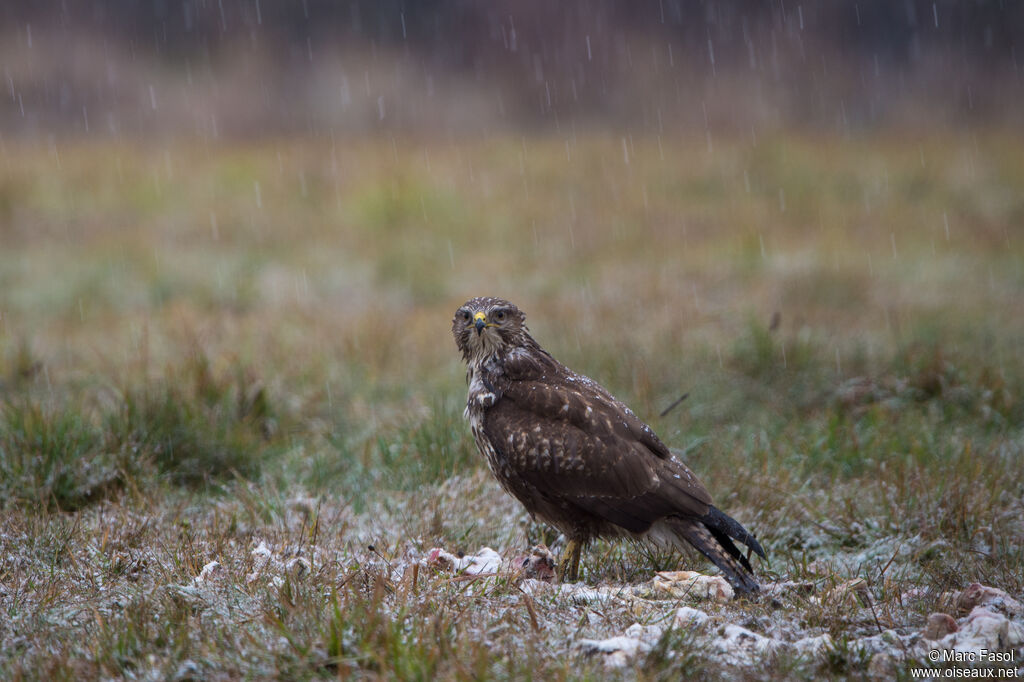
[460,310,471,321]
[494,310,507,322]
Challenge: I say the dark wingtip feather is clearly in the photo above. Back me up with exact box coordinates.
[702,506,767,560]
[707,525,754,573]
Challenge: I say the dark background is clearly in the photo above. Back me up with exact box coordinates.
[2,0,1021,137]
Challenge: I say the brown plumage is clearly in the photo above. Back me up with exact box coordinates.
[452,296,766,594]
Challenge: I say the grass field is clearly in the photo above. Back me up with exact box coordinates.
[1,131,1023,679]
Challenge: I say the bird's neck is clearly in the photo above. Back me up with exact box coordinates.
[466,358,499,402]
[467,345,506,374]
[464,354,502,417]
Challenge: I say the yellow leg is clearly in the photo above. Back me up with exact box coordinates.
[558,539,582,582]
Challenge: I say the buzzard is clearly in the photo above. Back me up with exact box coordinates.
[452,296,766,594]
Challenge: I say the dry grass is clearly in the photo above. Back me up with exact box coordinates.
[1,131,1022,679]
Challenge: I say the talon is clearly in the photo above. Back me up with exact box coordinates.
[557,538,582,582]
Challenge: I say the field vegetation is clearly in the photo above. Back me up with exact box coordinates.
[1,131,1022,678]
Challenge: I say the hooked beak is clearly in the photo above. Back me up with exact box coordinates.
[473,311,487,334]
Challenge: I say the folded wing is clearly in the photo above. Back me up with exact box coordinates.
[483,377,713,533]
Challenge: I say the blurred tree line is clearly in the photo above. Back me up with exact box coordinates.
[1,0,1020,135]
[3,1,1019,62]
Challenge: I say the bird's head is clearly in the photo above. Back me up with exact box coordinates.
[452,296,528,362]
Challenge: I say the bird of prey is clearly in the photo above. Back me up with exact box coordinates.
[452,296,766,594]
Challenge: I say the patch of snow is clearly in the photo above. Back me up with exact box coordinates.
[425,546,503,575]
[792,633,834,658]
[520,579,629,606]
[712,624,782,666]
[193,560,222,585]
[673,606,710,628]
[577,624,663,668]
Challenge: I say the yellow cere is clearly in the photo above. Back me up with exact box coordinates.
[473,312,487,322]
